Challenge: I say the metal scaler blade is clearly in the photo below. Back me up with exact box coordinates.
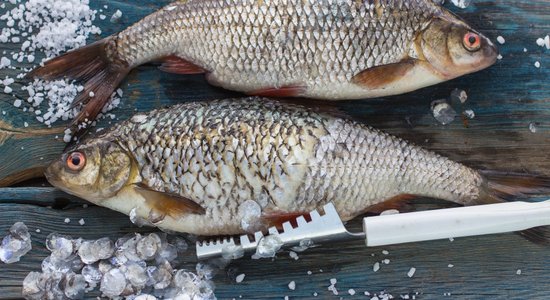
[196,200,550,260]
[196,203,364,260]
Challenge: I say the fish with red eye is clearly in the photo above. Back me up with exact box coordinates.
[66,152,86,171]
[463,32,482,51]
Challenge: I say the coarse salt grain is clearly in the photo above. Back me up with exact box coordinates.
[330,278,337,285]
[536,35,550,49]
[64,218,70,223]
[448,264,454,268]
[497,36,505,44]
[78,219,85,226]
[288,281,296,290]
[407,267,416,278]
[235,274,245,283]
[516,269,522,275]
[348,289,356,296]
[373,262,380,272]
[111,9,123,23]
[534,61,540,68]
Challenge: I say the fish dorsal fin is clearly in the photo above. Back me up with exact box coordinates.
[351,59,418,89]
[133,183,206,218]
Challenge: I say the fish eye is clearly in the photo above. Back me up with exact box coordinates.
[463,32,481,52]
[66,152,86,171]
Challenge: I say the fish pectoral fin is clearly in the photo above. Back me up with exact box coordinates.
[133,184,206,218]
[159,55,207,75]
[364,194,417,214]
[351,59,418,89]
[247,85,307,98]
[261,211,311,229]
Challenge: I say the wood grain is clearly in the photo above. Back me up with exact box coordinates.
[0,0,549,299]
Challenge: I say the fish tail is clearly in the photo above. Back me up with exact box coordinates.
[27,36,130,128]
[477,170,550,245]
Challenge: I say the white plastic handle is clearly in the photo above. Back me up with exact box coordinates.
[363,200,550,247]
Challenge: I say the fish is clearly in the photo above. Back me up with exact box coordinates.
[45,98,549,242]
[29,0,498,126]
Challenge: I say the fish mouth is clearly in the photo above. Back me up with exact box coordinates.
[44,162,63,189]
[478,35,499,69]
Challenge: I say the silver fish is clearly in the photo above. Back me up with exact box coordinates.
[45,98,549,238]
[30,0,498,125]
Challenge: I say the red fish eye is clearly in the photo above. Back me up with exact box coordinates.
[463,32,481,51]
[66,152,86,171]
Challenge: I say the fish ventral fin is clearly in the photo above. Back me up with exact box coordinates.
[247,85,307,97]
[477,171,550,245]
[351,59,417,89]
[27,36,130,130]
[364,194,417,214]
[159,55,207,75]
[134,183,206,218]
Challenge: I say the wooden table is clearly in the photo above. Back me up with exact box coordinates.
[1,0,549,299]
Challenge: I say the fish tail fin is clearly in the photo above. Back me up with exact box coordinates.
[477,171,550,245]
[27,37,130,127]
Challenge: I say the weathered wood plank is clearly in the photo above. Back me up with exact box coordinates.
[0,203,549,299]
[0,0,549,299]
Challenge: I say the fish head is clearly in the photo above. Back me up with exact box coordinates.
[419,16,498,80]
[45,139,134,202]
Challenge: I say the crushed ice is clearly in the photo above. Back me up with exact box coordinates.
[22,232,216,299]
[252,235,284,259]
[238,200,262,232]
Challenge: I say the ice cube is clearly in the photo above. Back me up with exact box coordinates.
[99,259,115,274]
[46,234,74,261]
[116,234,142,262]
[100,268,127,298]
[78,241,99,265]
[82,265,103,289]
[63,272,86,299]
[147,260,173,289]
[254,235,284,258]
[239,200,262,231]
[41,254,83,274]
[136,233,162,260]
[173,237,188,253]
[22,272,46,300]
[221,244,245,260]
[156,242,177,263]
[196,263,215,280]
[431,100,456,125]
[122,261,148,289]
[0,222,32,264]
